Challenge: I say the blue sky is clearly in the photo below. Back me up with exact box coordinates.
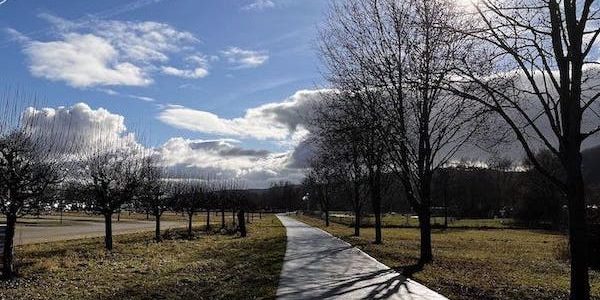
[0,0,328,187]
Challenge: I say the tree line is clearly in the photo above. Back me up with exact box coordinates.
[309,0,600,298]
[0,100,282,279]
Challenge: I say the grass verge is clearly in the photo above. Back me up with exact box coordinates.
[294,214,600,299]
[0,214,286,300]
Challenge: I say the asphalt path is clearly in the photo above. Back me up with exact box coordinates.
[11,216,186,245]
[276,214,447,300]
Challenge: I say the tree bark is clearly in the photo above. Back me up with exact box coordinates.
[154,208,161,242]
[370,172,382,244]
[206,208,211,231]
[418,207,433,264]
[104,213,113,251]
[353,181,361,236]
[237,209,246,237]
[2,214,17,279]
[187,212,193,239]
[565,148,590,299]
[220,206,225,229]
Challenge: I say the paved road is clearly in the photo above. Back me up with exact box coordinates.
[276,214,447,300]
[12,217,187,245]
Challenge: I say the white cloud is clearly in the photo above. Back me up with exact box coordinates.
[21,102,307,188]
[161,66,208,79]
[157,89,325,141]
[128,95,156,102]
[221,47,269,68]
[22,102,140,155]
[242,0,275,11]
[24,33,152,88]
[13,14,204,87]
[157,137,304,188]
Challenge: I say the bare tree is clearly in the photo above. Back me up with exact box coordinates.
[138,155,169,242]
[0,132,63,277]
[82,146,143,251]
[320,0,482,253]
[447,1,600,297]
[173,179,206,239]
[308,92,368,236]
[0,94,76,278]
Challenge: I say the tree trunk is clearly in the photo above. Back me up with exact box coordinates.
[565,150,590,299]
[2,214,17,279]
[353,181,361,236]
[237,209,246,237]
[418,207,433,264]
[104,213,113,251]
[187,212,193,239]
[232,210,236,226]
[206,208,211,231]
[221,206,225,229]
[325,209,330,227]
[154,208,161,242]
[371,174,382,244]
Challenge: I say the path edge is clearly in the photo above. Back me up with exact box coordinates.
[276,213,448,300]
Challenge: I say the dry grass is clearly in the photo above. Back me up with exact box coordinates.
[295,214,600,300]
[0,214,286,300]
[328,213,518,229]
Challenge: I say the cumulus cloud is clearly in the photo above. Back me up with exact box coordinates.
[20,102,307,188]
[24,33,151,88]
[157,89,325,141]
[12,14,204,87]
[221,47,269,68]
[242,0,275,11]
[22,102,140,155]
[157,137,304,187]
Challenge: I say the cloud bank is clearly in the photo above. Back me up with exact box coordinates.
[23,102,308,188]
[158,89,324,141]
[11,14,206,88]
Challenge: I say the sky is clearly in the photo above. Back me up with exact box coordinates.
[0,0,329,188]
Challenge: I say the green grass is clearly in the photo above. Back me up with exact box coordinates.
[0,214,286,300]
[295,214,600,300]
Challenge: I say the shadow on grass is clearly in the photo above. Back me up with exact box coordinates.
[1,217,286,300]
[392,262,424,278]
[93,234,286,300]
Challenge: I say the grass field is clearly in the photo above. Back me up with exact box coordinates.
[327,212,520,229]
[29,210,246,223]
[0,214,286,300]
[295,214,600,300]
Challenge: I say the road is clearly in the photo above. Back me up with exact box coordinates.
[276,214,447,300]
[12,216,187,245]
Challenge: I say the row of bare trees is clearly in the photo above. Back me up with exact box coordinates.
[0,100,253,278]
[314,0,600,298]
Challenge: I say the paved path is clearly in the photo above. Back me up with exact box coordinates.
[276,214,447,300]
[12,217,186,245]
